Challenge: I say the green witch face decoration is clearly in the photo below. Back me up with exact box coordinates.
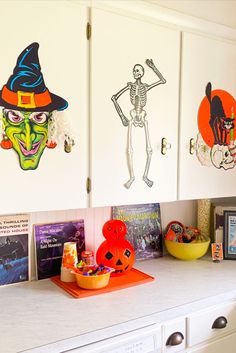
[0,42,74,170]
[2,109,51,170]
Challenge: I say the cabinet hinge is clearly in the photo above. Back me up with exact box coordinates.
[86,22,91,40]
[86,177,91,194]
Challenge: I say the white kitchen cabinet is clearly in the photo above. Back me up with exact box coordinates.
[161,301,236,353]
[2,0,236,212]
[90,6,236,206]
[179,31,236,200]
[66,300,236,353]
[90,8,180,207]
[2,256,236,353]
[186,300,236,353]
[186,301,236,347]
[0,1,89,213]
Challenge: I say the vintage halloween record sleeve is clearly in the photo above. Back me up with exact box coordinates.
[0,214,29,286]
[112,203,163,260]
[34,220,85,280]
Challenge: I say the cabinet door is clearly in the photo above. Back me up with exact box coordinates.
[0,1,88,213]
[179,32,236,200]
[90,8,180,207]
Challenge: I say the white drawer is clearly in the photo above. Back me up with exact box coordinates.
[186,331,236,353]
[162,318,186,353]
[187,300,236,347]
[69,324,162,353]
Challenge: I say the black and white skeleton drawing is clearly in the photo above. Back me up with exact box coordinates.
[111,59,166,189]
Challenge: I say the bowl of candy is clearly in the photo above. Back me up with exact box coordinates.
[72,263,115,289]
[164,221,210,260]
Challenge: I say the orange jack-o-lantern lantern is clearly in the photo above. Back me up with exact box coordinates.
[96,220,135,276]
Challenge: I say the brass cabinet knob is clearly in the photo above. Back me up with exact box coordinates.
[212,316,228,329]
[166,331,184,346]
[161,137,171,155]
[189,138,196,155]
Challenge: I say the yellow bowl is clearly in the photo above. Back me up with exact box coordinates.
[72,267,115,289]
[165,238,210,260]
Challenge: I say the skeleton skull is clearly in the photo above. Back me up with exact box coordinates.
[133,64,144,80]
[211,144,235,170]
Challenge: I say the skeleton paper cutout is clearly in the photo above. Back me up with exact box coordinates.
[0,42,74,170]
[196,82,236,170]
[111,59,166,189]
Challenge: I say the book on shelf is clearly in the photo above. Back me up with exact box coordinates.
[112,203,163,261]
[34,220,85,280]
[0,214,29,286]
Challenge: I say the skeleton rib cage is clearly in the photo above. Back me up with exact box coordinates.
[129,82,148,109]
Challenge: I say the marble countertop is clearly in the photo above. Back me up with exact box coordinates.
[1,255,236,353]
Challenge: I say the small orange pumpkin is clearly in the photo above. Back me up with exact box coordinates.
[96,220,135,276]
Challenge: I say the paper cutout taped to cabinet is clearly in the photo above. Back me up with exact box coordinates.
[0,42,74,170]
[196,82,236,170]
[111,59,166,189]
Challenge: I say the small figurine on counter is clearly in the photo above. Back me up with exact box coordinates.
[211,243,223,263]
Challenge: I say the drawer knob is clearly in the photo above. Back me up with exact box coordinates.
[212,316,228,329]
[166,331,184,346]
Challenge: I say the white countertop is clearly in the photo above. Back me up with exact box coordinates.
[1,255,236,353]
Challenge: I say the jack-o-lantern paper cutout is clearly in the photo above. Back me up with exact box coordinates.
[196,82,236,170]
[96,220,135,276]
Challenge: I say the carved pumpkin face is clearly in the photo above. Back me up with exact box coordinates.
[96,220,135,276]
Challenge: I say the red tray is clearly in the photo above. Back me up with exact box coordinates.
[51,268,155,298]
